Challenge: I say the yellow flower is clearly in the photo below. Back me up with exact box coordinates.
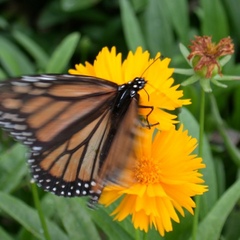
[69,47,190,130]
[99,125,208,236]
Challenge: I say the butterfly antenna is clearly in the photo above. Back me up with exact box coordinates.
[141,55,164,101]
[140,56,162,78]
[141,56,164,98]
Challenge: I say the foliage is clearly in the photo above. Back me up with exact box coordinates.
[0,0,240,239]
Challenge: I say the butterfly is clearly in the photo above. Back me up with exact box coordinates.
[0,74,155,205]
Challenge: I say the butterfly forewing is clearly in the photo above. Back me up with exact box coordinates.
[0,75,117,145]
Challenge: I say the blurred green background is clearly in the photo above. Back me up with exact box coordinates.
[0,0,240,239]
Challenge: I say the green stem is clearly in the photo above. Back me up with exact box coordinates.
[31,182,51,240]
[135,228,141,240]
[209,93,240,167]
[143,231,147,240]
[192,88,205,240]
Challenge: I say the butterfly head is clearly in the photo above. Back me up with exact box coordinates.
[131,77,146,89]
[126,77,146,97]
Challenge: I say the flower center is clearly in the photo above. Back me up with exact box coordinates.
[205,43,217,56]
[134,157,161,184]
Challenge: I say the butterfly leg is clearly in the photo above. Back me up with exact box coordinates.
[138,105,159,128]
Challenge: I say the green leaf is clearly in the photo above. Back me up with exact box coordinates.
[0,226,14,240]
[213,157,225,197]
[224,208,240,240]
[78,199,134,240]
[119,0,146,51]
[162,0,190,44]
[179,43,191,66]
[37,1,69,29]
[54,197,101,240]
[179,108,218,218]
[0,16,9,29]
[0,67,7,80]
[232,87,240,129]
[142,0,174,56]
[0,36,35,76]
[46,32,80,73]
[0,144,28,193]
[0,144,26,171]
[17,228,37,240]
[0,160,27,193]
[61,0,100,11]
[12,31,49,70]
[195,178,240,240]
[199,0,229,40]
[222,0,240,40]
[0,192,68,240]
[130,0,148,12]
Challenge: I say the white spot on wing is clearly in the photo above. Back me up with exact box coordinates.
[11,81,30,86]
[24,141,33,145]
[13,117,25,122]
[91,181,96,186]
[16,136,26,140]
[28,159,35,163]
[2,122,14,129]
[32,146,42,151]
[14,124,27,130]
[10,132,21,136]
[33,82,52,88]
[92,195,99,201]
[2,113,17,119]
[32,152,40,156]
[22,76,38,82]
[22,132,33,136]
[62,74,74,78]
[96,189,102,194]
[27,138,35,142]
[39,75,57,81]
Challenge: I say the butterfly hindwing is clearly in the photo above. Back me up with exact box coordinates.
[30,106,113,197]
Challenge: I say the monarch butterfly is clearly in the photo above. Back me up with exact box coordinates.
[0,73,154,204]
